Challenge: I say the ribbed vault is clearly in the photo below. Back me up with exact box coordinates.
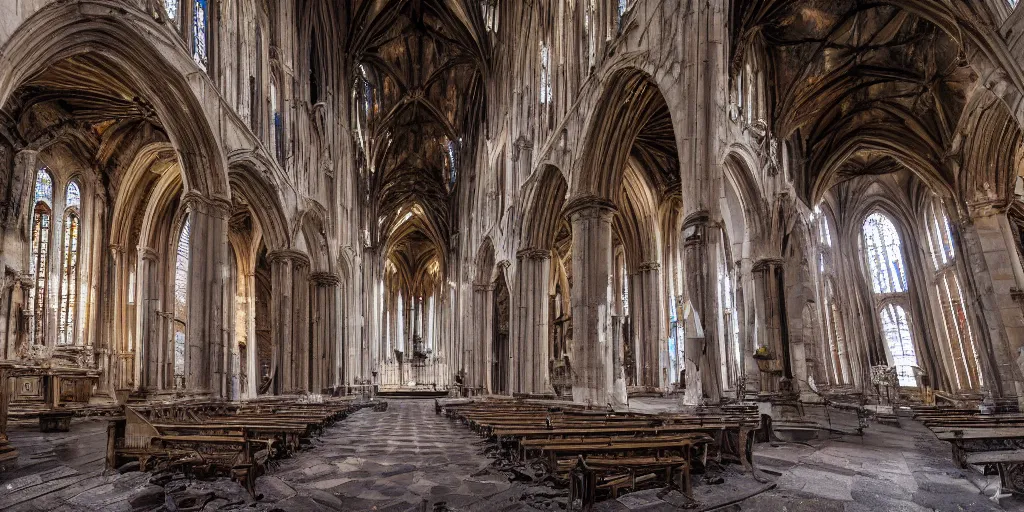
[733,0,985,204]
[348,0,490,298]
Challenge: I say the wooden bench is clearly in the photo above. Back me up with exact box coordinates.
[924,412,1024,497]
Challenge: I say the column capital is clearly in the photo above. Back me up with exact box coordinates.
[181,191,232,217]
[638,261,661,272]
[966,200,1008,219]
[137,246,158,261]
[564,195,616,218]
[109,243,126,255]
[682,210,711,230]
[266,249,311,267]
[310,271,340,286]
[752,258,784,272]
[516,248,551,260]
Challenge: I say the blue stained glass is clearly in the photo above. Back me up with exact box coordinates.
[35,169,53,206]
[66,181,80,209]
[192,0,208,70]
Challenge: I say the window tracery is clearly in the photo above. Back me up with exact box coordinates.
[863,212,907,294]
[31,169,54,344]
[539,41,552,105]
[862,212,919,386]
[192,0,208,70]
[165,0,179,24]
[57,180,81,346]
[880,303,916,386]
[173,216,191,387]
[925,200,982,390]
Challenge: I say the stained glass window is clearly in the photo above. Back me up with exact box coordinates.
[618,0,629,31]
[192,0,208,70]
[863,213,907,294]
[818,210,832,247]
[58,211,79,345]
[66,180,80,209]
[34,169,53,207]
[621,262,630,317]
[880,303,917,386]
[539,42,552,105]
[271,81,283,164]
[446,139,458,187]
[174,216,190,386]
[31,169,54,344]
[583,1,595,70]
[165,0,179,23]
[925,200,982,390]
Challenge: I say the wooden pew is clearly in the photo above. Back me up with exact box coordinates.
[923,411,1024,497]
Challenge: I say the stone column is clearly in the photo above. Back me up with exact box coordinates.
[109,244,126,388]
[183,195,231,397]
[267,250,296,393]
[635,261,666,389]
[292,258,310,392]
[959,206,1024,404]
[4,150,37,272]
[567,197,624,406]
[752,258,792,396]
[515,249,553,394]
[310,271,339,393]
[136,247,159,390]
[472,283,494,393]
[244,271,258,398]
[682,213,722,404]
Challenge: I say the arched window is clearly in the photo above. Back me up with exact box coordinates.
[30,169,54,344]
[863,213,907,294]
[270,80,283,165]
[617,0,629,31]
[620,262,630,317]
[192,0,209,70]
[539,41,552,105]
[173,216,191,388]
[583,0,596,72]
[880,303,916,386]
[397,292,405,353]
[925,200,982,389]
[718,250,740,385]
[862,212,919,386]
[446,139,458,188]
[57,180,81,345]
[165,0,180,25]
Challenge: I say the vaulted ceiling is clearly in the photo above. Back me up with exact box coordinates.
[732,0,1005,205]
[2,54,170,195]
[346,0,490,296]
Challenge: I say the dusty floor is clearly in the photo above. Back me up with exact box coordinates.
[0,399,1018,511]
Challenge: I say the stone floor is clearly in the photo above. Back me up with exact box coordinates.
[0,399,1020,511]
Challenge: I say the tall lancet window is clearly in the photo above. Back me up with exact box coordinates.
[173,216,191,388]
[271,80,283,165]
[862,212,918,386]
[192,0,208,70]
[30,169,54,344]
[165,0,180,25]
[925,200,982,389]
[58,180,81,345]
[863,213,907,294]
[539,41,552,105]
[817,208,848,384]
[880,303,916,386]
